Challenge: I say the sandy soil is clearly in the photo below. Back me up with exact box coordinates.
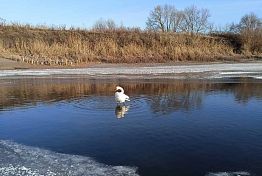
[0,57,99,70]
[1,57,262,70]
[0,58,31,70]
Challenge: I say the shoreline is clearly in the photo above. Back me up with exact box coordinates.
[0,59,262,80]
[1,57,262,70]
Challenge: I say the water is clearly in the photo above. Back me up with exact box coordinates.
[0,77,262,176]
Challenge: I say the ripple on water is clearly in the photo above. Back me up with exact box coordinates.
[56,95,152,118]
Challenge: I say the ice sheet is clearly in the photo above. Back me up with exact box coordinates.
[0,63,261,79]
[206,171,251,176]
[0,140,139,176]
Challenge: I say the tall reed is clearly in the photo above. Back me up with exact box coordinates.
[0,24,260,66]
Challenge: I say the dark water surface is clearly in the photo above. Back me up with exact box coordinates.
[0,77,262,176]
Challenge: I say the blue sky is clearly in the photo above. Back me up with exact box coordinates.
[1,0,261,29]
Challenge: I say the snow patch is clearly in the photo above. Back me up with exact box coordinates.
[0,63,262,78]
[206,171,251,176]
[0,140,139,176]
[254,76,262,79]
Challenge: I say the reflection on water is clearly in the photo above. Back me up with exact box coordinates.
[115,105,129,119]
[0,78,261,114]
[0,77,262,176]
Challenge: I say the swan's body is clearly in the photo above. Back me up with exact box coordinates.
[115,86,130,104]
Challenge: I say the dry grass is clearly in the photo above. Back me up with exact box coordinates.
[240,29,262,56]
[0,24,261,66]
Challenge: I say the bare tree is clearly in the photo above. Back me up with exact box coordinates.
[180,5,211,34]
[146,5,211,33]
[146,5,166,32]
[237,13,262,54]
[0,17,6,26]
[228,13,261,33]
[146,4,183,32]
[171,10,184,32]
[228,22,241,33]
[239,13,262,31]
[163,5,174,32]
[92,19,117,31]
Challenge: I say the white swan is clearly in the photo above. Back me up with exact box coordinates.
[115,86,130,104]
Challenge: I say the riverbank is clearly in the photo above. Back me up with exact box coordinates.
[1,24,261,66]
[1,57,262,70]
[0,59,262,80]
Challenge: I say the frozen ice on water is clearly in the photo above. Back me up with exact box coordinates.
[0,140,139,176]
[254,76,262,79]
[206,171,251,176]
[218,71,261,75]
[0,63,262,78]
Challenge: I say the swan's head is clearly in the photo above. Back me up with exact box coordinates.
[115,86,124,93]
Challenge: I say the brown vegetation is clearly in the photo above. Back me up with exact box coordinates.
[0,5,261,66]
[240,29,262,55]
[0,23,261,66]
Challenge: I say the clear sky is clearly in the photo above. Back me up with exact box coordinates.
[1,0,261,29]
